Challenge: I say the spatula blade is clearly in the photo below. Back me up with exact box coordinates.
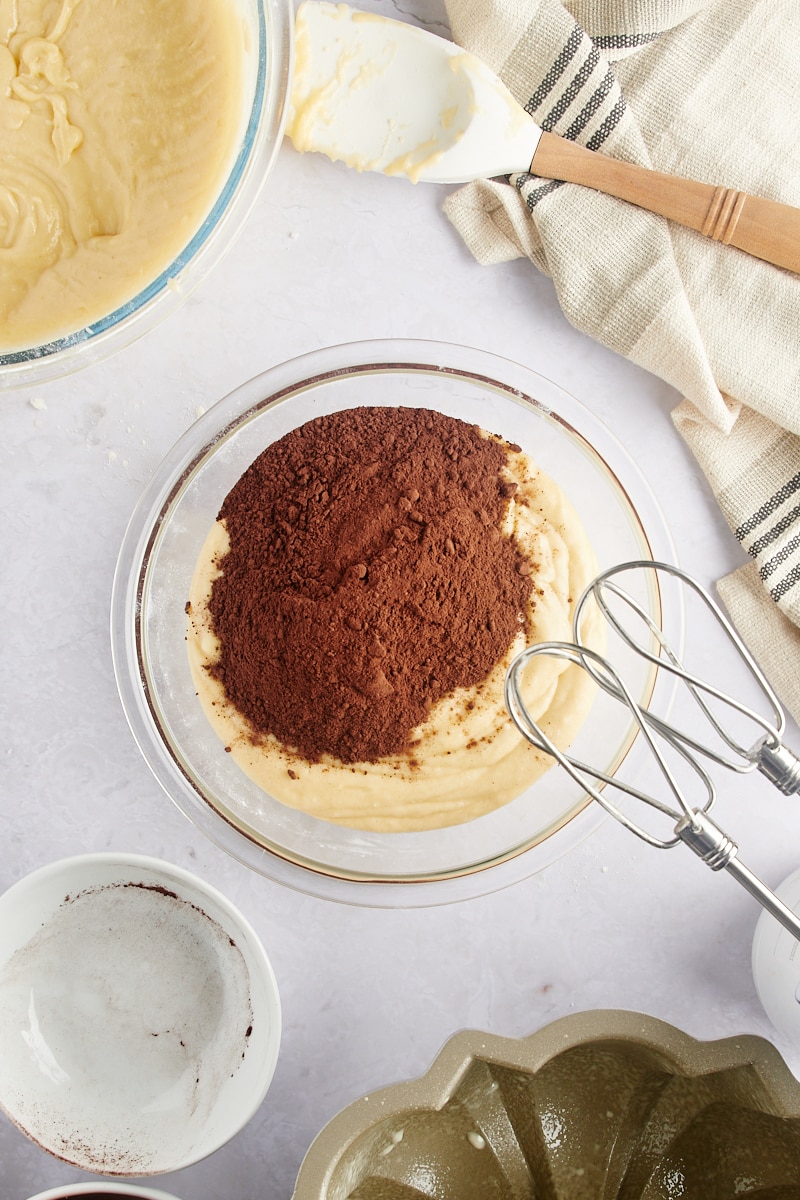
[287,1,542,184]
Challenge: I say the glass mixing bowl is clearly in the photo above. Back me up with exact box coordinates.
[111,340,680,906]
[0,0,292,390]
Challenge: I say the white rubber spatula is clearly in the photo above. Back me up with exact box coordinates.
[287,1,800,275]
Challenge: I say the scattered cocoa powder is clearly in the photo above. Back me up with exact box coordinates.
[206,406,534,764]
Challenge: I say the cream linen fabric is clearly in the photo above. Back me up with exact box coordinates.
[442,0,800,722]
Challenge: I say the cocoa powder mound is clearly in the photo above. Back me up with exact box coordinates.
[206,406,535,764]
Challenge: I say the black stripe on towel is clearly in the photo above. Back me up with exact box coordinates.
[735,471,800,540]
[542,45,601,130]
[522,178,565,210]
[586,95,627,151]
[771,562,800,602]
[521,90,625,205]
[748,501,800,559]
[525,26,583,114]
[592,32,661,50]
[760,530,800,580]
[519,25,628,208]
[565,68,616,139]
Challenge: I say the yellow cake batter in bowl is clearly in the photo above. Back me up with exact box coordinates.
[0,0,291,384]
[186,413,604,833]
[112,343,678,904]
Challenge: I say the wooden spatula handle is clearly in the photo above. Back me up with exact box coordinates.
[531,130,800,275]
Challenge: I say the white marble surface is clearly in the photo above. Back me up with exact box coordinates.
[3,5,800,1195]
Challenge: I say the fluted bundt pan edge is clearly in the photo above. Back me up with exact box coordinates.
[292,1010,800,1200]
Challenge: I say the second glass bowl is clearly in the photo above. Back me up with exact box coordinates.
[0,0,292,389]
[111,340,679,905]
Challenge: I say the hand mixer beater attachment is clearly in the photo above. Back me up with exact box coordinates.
[505,560,800,940]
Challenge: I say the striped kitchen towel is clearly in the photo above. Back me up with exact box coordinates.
[442,0,800,723]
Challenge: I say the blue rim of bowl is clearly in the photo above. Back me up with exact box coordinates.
[0,0,292,381]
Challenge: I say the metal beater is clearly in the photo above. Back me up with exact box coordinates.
[504,560,800,940]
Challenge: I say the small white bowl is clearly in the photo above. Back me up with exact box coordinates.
[0,854,281,1175]
[25,1185,183,1199]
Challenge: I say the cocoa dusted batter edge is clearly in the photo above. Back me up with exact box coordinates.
[190,405,539,766]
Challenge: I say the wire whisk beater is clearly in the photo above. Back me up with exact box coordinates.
[505,561,800,940]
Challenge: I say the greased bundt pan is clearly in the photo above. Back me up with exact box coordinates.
[292,1010,800,1199]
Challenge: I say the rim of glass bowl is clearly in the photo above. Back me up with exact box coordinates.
[111,339,682,908]
[0,0,292,390]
